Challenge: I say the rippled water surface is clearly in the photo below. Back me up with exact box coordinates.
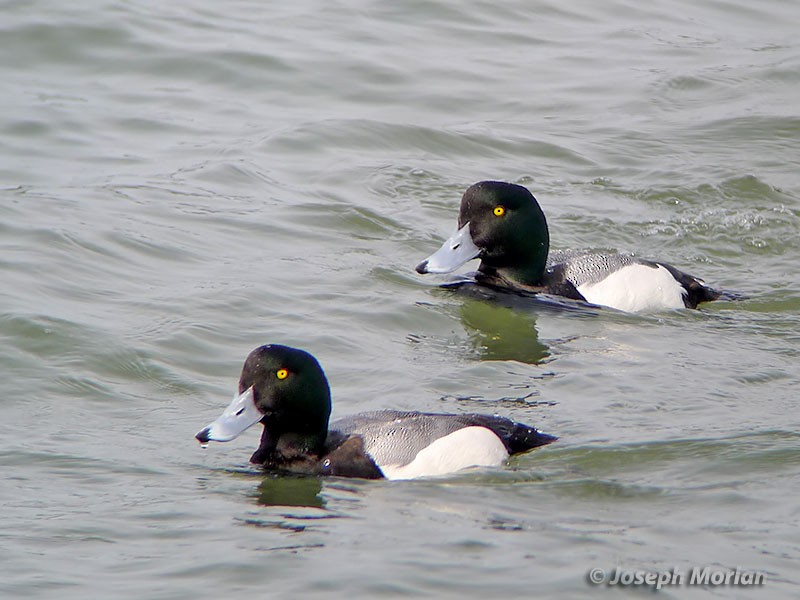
[2,1,799,598]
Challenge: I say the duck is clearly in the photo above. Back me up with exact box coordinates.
[195,344,556,479]
[415,180,726,312]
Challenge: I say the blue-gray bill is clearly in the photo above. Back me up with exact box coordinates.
[195,386,262,444]
[416,222,480,274]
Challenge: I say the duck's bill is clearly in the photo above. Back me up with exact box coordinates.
[415,222,481,274]
[195,386,263,444]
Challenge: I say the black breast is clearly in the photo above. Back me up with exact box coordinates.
[320,434,384,479]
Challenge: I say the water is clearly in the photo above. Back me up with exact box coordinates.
[2,0,799,597]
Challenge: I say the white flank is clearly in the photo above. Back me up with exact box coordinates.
[577,263,686,312]
[379,426,509,480]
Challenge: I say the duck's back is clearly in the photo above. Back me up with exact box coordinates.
[547,250,638,286]
[545,250,720,311]
[330,410,555,479]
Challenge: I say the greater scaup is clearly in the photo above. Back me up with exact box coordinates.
[416,181,726,312]
[195,344,555,479]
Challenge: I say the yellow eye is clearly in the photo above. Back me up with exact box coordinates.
[493,205,505,217]
[276,368,289,380]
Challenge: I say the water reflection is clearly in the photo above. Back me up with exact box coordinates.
[253,474,326,509]
[458,297,550,364]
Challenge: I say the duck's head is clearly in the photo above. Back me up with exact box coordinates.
[195,345,331,458]
[416,181,550,286]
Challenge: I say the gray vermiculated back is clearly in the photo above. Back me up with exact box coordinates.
[547,250,640,287]
[331,410,518,467]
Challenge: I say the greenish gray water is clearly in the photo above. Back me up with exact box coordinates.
[1,1,799,598]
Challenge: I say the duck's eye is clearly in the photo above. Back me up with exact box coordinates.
[493,205,506,217]
[276,368,289,380]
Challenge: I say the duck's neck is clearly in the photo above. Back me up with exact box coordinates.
[250,422,327,465]
[477,243,549,288]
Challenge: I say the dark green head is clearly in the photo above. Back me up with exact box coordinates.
[240,345,331,434]
[416,181,550,285]
[196,345,331,457]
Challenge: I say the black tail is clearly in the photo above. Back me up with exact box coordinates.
[714,289,748,302]
[682,279,748,308]
[504,421,558,455]
[683,278,722,309]
[463,414,557,455]
[660,263,744,309]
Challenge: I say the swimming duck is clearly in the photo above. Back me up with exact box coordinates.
[416,181,724,312]
[195,344,555,479]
